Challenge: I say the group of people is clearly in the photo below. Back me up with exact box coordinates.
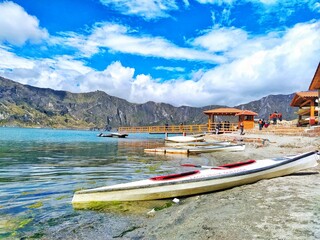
[269,111,283,125]
[258,119,270,130]
[258,111,283,130]
[215,121,232,134]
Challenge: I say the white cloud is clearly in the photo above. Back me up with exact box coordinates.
[61,22,226,63]
[129,74,211,106]
[196,0,235,5]
[154,66,185,72]
[0,45,35,69]
[192,26,248,52]
[0,1,48,46]
[257,0,277,4]
[197,0,320,25]
[195,20,320,105]
[77,61,134,98]
[197,0,318,8]
[114,20,320,106]
[99,0,178,20]
[0,16,319,107]
[312,2,320,12]
[54,20,320,107]
[0,51,91,91]
[183,0,190,7]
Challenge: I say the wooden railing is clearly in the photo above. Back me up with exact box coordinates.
[209,123,238,132]
[118,123,238,134]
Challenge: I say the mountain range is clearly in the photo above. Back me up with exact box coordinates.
[0,76,298,129]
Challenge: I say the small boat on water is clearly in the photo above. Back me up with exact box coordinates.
[165,135,205,143]
[97,132,128,138]
[72,151,318,205]
[144,144,245,154]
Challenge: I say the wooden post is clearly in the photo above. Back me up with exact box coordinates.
[310,101,315,125]
[318,89,320,125]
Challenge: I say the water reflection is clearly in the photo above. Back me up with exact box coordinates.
[0,128,199,238]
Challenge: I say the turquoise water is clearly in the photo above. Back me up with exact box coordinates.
[0,127,190,238]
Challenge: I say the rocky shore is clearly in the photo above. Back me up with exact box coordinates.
[48,132,320,240]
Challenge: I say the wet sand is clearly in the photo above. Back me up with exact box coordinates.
[48,132,320,240]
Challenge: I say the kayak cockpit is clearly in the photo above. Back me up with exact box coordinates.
[150,170,200,181]
[215,159,256,169]
[150,160,257,181]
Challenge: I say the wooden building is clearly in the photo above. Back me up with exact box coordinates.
[235,110,258,129]
[290,91,318,126]
[308,62,320,125]
[290,63,320,126]
[203,108,257,131]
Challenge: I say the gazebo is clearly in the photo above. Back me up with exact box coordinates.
[203,107,257,132]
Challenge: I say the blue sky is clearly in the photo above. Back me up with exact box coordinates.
[0,0,319,107]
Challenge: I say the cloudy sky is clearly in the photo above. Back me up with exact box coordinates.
[0,0,319,107]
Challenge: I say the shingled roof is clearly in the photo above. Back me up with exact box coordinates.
[235,110,258,116]
[309,62,320,90]
[203,108,242,115]
[290,91,318,107]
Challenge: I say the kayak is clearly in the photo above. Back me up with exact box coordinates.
[144,144,245,154]
[165,140,231,147]
[97,132,128,138]
[72,151,318,206]
[165,135,205,143]
[186,144,245,153]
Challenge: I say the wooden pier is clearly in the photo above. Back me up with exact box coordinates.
[118,123,238,134]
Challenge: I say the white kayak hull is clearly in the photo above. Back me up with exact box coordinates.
[165,135,205,143]
[165,140,231,147]
[72,151,318,206]
[187,144,245,153]
[144,144,245,154]
[98,132,128,138]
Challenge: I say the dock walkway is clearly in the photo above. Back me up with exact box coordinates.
[118,123,238,134]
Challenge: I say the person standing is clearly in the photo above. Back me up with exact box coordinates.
[258,119,263,130]
[215,124,220,134]
[240,122,244,135]
[272,111,278,125]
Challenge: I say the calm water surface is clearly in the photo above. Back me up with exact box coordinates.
[0,127,193,239]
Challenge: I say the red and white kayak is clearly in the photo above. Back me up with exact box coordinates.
[72,151,318,206]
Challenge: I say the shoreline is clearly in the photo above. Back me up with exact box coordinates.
[46,131,320,239]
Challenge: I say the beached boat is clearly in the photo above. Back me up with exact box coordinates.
[165,140,231,147]
[165,135,205,143]
[186,144,245,153]
[72,151,318,205]
[144,144,245,154]
[97,132,128,138]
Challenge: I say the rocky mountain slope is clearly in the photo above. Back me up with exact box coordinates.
[235,93,297,121]
[0,76,297,129]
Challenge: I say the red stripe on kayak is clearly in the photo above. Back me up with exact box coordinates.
[217,160,256,169]
[150,170,200,181]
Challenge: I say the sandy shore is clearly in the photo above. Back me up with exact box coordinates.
[49,132,320,240]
